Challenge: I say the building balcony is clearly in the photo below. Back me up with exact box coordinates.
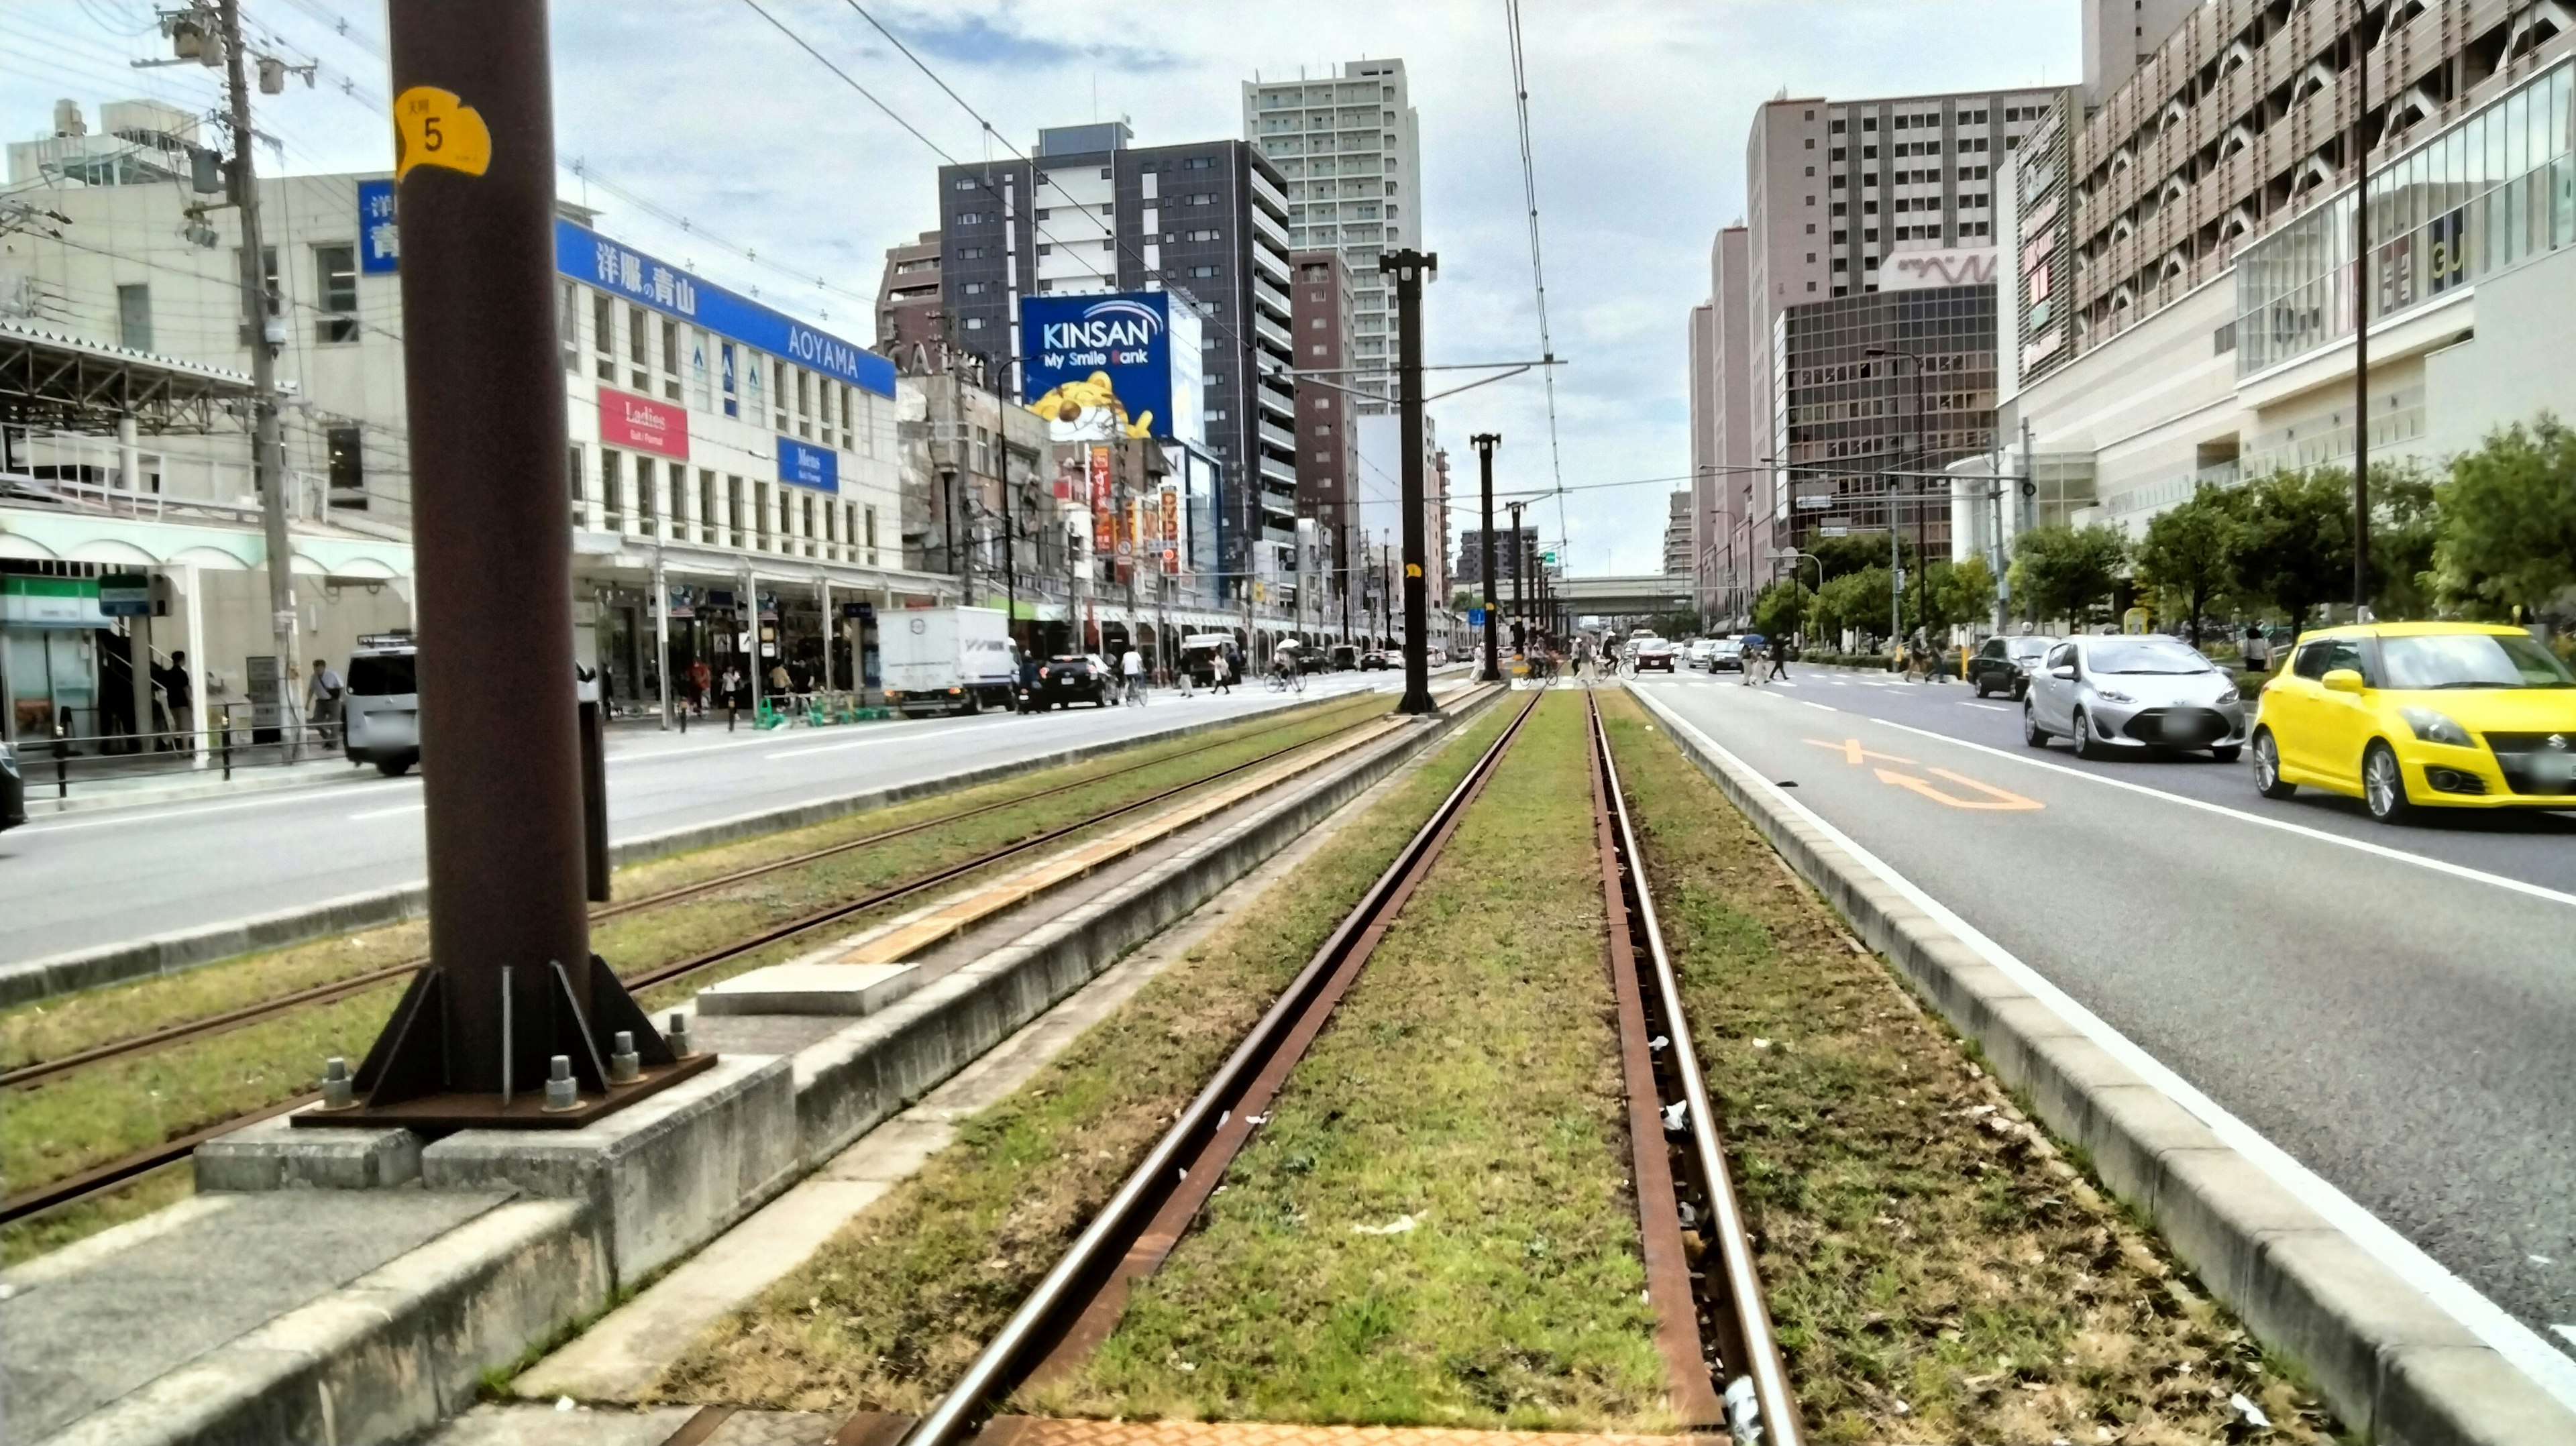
[1254,311,1295,355]
[1252,239,1291,285]
[1256,381,1297,420]
[1252,204,1293,256]
[1248,165,1291,220]
[1260,419,1297,452]
[1258,450,1297,488]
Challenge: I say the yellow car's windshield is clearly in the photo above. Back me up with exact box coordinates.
[2379,633,2576,689]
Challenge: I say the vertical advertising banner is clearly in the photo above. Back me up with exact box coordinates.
[1159,484,1182,574]
[1119,498,1138,561]
[1089,445,1114,553]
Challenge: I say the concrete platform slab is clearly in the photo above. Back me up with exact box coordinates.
[696,961,920,1017]
[1,1188,512,1441]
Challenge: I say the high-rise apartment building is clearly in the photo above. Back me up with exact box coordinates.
[1714,87,2059,597]
[875,229,945,371]
[1244,59,1423,412]
[2083,0,2207,105]
[934,123,1301,592]
[1690,225,1758,615]
[1291,250,1359,568]
[1662,490,1693,575]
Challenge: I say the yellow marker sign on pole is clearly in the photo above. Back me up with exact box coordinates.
[393,87,492,181]
[1404,563,1423,578]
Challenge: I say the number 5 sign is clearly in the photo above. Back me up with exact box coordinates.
[394,87,492,182]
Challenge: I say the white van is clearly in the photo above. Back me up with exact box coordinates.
[343,633,420,776]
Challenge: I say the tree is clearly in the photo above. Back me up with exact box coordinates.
[2136,485,2245,642]
[1809,566,1893,648]
[2009,524,2129,626]
[1928,555,1998,632]
[1751,579,1811,641]
[2371,467,2439,620]
[2433,417,2576,622]
[2233,467,2355,635]
[1802,531,1917,582]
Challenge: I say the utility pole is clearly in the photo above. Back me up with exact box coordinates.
[218,0,302,759]
[1471,433,1500,683]
[1385,248,1437,714]
[1507,500,1527,653]
[2359,9,2369,608]
[315,0,698,1127]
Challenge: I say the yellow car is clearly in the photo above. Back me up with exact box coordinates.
[2249,622,2576,823]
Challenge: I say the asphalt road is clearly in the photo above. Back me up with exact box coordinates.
[0,671,1421,970]
[1631,665,2576,1377]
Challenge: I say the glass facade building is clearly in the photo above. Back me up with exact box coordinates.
[2235,60,2575,375]
[1772,283,1999,553]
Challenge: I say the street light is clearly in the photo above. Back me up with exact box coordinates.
[1866,343,1929,647]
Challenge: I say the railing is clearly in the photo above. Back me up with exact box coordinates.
[12,712,340,797]
[4,431,331,522]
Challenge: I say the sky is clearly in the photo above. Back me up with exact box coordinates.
[7,0,2078,575]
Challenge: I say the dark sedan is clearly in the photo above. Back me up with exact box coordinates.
[1033,654,1114,709]
[1969,634,2058,699]
[0,740,24,834]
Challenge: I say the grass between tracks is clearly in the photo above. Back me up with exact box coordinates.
[1596,689,2339,1445]
[0,694,1381,1265]
[1032,690,1668,1429]
[647,698,1521,1414]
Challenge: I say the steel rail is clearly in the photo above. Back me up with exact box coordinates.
[2,696,1389,1094]
[1589,689,1804,1446]
[898,688,1545,1446]
[0,698,1438,1229]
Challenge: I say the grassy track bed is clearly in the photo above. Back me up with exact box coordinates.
[1597,689,2336,1445]
[647,703,1519,1414]
[1036,691,1666,1430]
[1,696,1379,1264]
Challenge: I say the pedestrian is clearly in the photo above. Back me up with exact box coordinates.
[1739,630,1764,686]
[1121,643,1146,706]
[720,665,743,729]
[2244,622,2271,673]
[1212,649,1232,695]
[156,650,193,749]
[688,658,711,716]
[306,657,344,748]
[768,659,792,707]
[1768,634,1791,681]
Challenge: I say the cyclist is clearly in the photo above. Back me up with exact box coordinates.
[1120,645,1146,706]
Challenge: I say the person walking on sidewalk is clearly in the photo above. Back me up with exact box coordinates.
[1211,650,1232,695]
[306,658,345,747]
[1768,634,1792,682]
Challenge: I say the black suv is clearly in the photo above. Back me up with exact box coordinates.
[1034,654,1113,709]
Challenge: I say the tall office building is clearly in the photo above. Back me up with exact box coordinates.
[1662,490,1693,575]
[2082,0,2206,105]
[875,229,945,371]
[1717,87,2061,579]
[934,123,1300,592]
[1244,59,1423,412]
[1291,250,1360,566]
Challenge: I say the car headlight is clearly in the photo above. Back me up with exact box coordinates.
[2401,706,2475,748]
[2094,687,2135,704]
[2216,686,2240,705]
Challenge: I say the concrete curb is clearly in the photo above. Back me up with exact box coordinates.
[41,1199,603,1446]
[1623,682,2576,1446]
[0,696,1367,1010]
[23,763,368,818]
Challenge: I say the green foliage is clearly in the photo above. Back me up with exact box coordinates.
[1801,531,1915,580]
[2231,467,2355,630]
[2135,484,2245,640]
[1809,565,1894,645]
[1926,556,1997,632]
[2371,467,2440,620]
[2008,524,2129,625]
[1750,579,1812,642]
[2432,416,2576,621]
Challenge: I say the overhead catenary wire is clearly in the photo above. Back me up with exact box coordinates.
[1502,0,1568,541]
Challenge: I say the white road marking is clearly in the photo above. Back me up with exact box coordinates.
[1847,714,2576,913]
[764,723,996,761]
[1632,690,2576,1409]
[1962,702,2011,712]
[18,781,401,834]
[1797,700,1839,714]
[347,802,425,821]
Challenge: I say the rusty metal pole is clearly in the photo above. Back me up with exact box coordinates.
[303,0,700,1128]
[1386,248,1438,714]
[392,0,588,1092]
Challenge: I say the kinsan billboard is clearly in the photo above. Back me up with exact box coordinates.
[1019,292,1203,447]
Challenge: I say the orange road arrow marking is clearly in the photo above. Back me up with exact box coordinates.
[1804,737,1916,767]
[1873,766,2045,811]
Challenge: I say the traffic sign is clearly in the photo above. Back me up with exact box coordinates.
[1468,607,1487,626]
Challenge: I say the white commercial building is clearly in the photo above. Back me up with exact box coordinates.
[1244,58,1423,412]
[5,115,945,728]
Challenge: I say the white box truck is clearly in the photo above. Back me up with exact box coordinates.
[878,606,1021,716]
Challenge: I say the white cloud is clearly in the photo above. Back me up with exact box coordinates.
[7,0,2077,575]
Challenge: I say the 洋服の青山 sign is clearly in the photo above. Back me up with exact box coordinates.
[556,217,895,399]
[600,387,688,458]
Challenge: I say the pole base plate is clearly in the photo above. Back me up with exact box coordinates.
[292,1051,717,1131]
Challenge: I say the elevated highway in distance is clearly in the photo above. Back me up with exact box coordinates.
[1554,573,1697,623]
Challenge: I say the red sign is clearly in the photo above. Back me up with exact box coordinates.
[1089,445,1114,552]
[599,386,689,459]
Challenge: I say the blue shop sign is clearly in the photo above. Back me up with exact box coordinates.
[777,437,839,494]
[554,218,894,398]
[357,179,398,274]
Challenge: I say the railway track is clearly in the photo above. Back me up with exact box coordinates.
[0,696,1417,1229]
[837,687,1799,1446]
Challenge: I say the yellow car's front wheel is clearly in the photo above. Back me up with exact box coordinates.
[2362,740,2420,825]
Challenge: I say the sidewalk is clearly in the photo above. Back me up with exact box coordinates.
[19,751,374,817]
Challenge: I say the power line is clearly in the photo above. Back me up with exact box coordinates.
[1502,0,1568,539]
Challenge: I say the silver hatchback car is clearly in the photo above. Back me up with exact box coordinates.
[2022,634,2247,760]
